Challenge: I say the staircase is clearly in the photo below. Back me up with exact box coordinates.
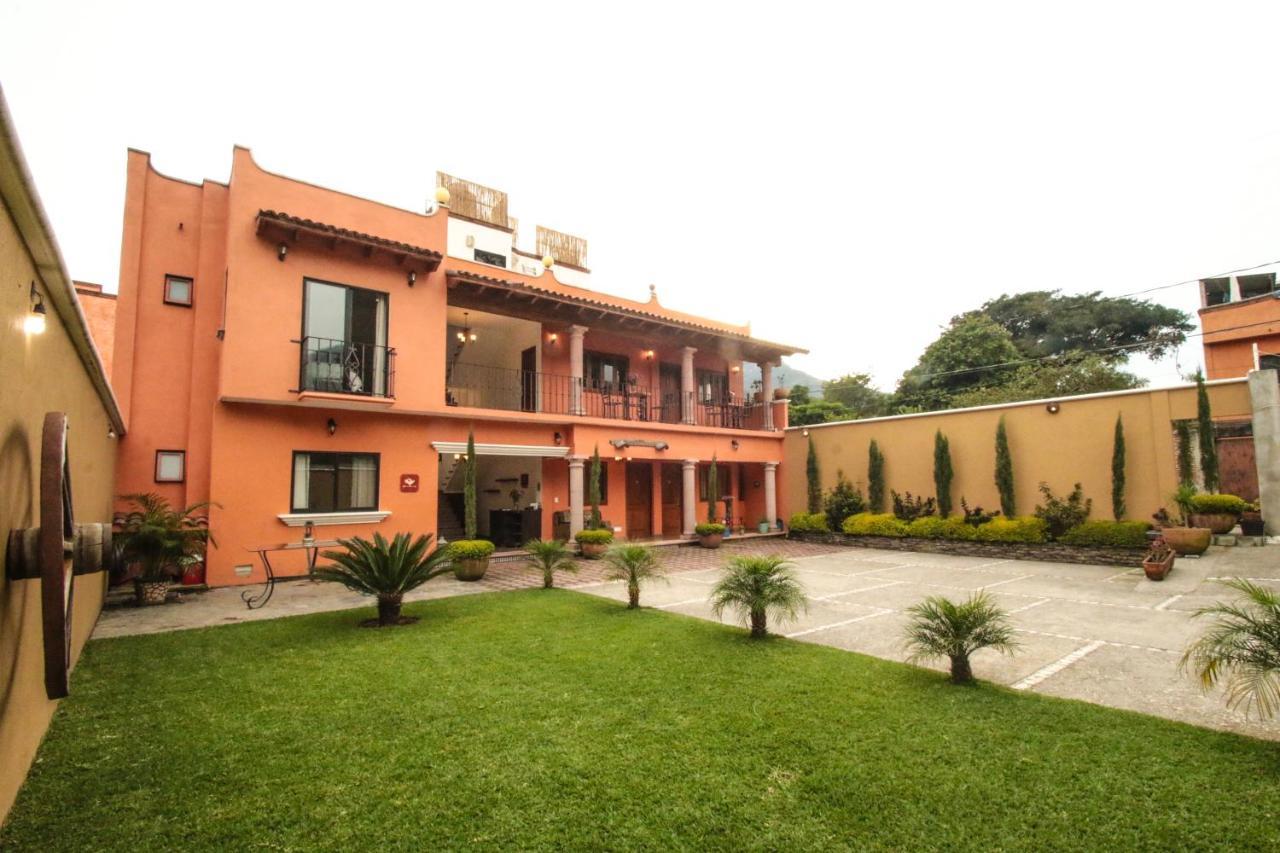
[437,492,466,544]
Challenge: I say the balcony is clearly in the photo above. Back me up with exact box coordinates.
[297,337,396,398]
[445,362,770,429]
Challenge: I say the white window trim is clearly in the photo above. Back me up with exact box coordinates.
[277,511,391,527]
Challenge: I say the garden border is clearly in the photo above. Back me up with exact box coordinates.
[787,531,1147,567]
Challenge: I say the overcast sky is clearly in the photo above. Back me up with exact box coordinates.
[4,1,1279,389]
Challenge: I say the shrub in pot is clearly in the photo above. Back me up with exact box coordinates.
[1187,493,1248,534]
[448,539,496,581]
[1241,502,1265,537]
[758,516,771,534]
[696,522,726,548]
[575,528,613,558]
[116,493,215,606]
[1142,536,1175,581]
[1154,486,1213,556]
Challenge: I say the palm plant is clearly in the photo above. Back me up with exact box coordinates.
[116,493,216,583]
[601,544,664,609]
[316,532,451,626]
[709,555,808,638]
[524,538,579,589]
[1181,578,1280,719]
[903,592,1018,684]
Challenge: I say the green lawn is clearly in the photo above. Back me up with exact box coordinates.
[5,591,1280,850]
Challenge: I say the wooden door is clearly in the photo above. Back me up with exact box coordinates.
[660,463,683,538]
[520,347,537,412]
[1218,435,1260,502]
[659,363,682,423]
[625,462,653,539]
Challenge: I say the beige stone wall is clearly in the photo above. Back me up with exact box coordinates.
[783,381,1253,524]
[0,155,120,820]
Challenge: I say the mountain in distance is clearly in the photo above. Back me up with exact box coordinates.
[742,360,826,399]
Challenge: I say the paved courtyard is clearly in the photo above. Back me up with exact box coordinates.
[581,542,1280,741]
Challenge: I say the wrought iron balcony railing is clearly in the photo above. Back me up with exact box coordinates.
[297,337,395,398]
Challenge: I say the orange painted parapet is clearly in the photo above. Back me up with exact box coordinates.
[1199,296,1280,379]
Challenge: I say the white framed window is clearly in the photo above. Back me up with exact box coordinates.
[155,450,186,483]
[291,451,380,513]
[164,275,193,306]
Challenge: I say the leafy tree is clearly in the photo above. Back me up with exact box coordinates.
[1182,578,1280,719]
[822,372,891,418]
[709,555,808,638]
[806,436,821,513]
[317,532,451,626]
[1111,415,1126,520]
[895,315,1022,411]
[965,290,1191,362]
[949,354,1144,409]
[1196,370,1219,492]
[824,470,866,532]
[464,430,477,540]
[789,384,812,405]
[933,431,954,517]
[789,399,854,426]
[588,446,604,530]
[601,544,664,609]
[1175,420,1195,487]
[903,592,1019,684]
[524,538,579,589]
[994,417,1015,517]
[867,440,886,513]
[706,454,719,523]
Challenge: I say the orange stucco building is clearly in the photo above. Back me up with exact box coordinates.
[106,149,803,586]
[1198,269,1280,379]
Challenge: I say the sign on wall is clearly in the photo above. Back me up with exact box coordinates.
[400,474,420,493]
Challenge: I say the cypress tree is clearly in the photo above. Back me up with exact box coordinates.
[1111,414,1126,520]
[933,430,954,517]
[994,417,1015,517]
[707,454,720,523]
[1175,420,1194,487]
[588,446,603,530]
[463,429,477,540]
[1195,369,1219,492]
[867,440,885,513]
[806,436,822,513]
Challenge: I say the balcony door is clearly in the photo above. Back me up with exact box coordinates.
[303,279,388,396]
[659,363,682,423]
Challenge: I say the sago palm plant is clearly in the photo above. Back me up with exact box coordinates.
[524,538,579,589]
[316,532,451,626]
[709,555,808,638]
[601,544,664,609]
[1181,578,1280,719]
[903,592,1018,684]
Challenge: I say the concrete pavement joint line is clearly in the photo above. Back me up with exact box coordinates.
[1153,594,1184,612]
[1208,576,1280,584]
[784,608,895,638]
[1012,641,1106,690]
[1103,568,1141,582]
[1006,598,1050,615]
[656,597,713,610]
[979,574,1033,591]
[812,580,906,601]
[1014,627,1179,656]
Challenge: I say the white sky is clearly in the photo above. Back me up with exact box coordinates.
[4,1,1280,389]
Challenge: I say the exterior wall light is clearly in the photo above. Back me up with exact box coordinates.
[644,350,655,360]
[802,429,810,437]
[548,332,558,344]
[731,439,740,451]
[278,243,288,261]
[408,271,417,287]
[1046,403,1061,414]
[553,431,563,445]
[327,417,338,435]
[24,282,47,335]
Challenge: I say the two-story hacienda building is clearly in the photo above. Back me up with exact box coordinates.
[1199,265,1280,379]
[107,148,803,586]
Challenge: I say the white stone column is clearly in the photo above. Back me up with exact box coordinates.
[764,461,778,529]
[681,346,697,425]
[682,459,698,536]
[1249,369,1280,535]
[569,325,588,415]
[568,456,586,535]
[760,360,775,431]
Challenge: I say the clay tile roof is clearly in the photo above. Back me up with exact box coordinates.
[257,210,443,266]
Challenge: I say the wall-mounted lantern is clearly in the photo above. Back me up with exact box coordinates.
[327,417,338,436]
[24,282,47,335]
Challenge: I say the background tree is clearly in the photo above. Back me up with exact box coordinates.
[789,384,812,405]
[1196,370,1219,492]
[1111,415,1126,520]
[588,446,603,530]
[789,399,855,426]
[867,440,885,513]
[994,417,1015,517]
[706,454,719,523]
[464,430,477,540]
[1175,420,1195,487]
[806,436,821,513]
[895,315,1022,411]
[949,354,1144,409]
[933,431,954,517]
[822,373,892,419]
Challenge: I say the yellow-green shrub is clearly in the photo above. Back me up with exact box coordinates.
[788,512,830,533]
[1058,520,1151,548]
[974,517,1048,543]
[906,516,977,541]
[843,513,908,537]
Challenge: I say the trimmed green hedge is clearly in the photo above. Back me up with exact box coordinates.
[1059,520,1151,548]
[695,523,726,536]
[843,513,909,537]
[973,517,1049,544]
[1188,493,1249,515]
[575,529,614,545]
[788,512,830,533]
[448,539,496,560]
[906,516,977,540]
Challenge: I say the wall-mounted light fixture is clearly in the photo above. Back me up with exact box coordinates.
[548,332,559,344]
[107,428,117,439]
[407,271,417,287]
[327,417,338,436]
[802,429,810,437]
[277,243,288,262]
[644,350,655,360]
[23,282,47,335]
[731,365,740,373]
[730,439,740,451]
[553,431,563,446]
[1046,403,1061,414]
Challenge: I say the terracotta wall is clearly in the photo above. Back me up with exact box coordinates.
[1200,297,1280,380]
[72,283,116,376]
[783,381,1253,526]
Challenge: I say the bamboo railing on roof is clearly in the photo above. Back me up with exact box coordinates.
[437,172,509,229]
[536,225,588,269]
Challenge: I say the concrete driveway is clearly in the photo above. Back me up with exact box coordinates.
[581,543,1280,741]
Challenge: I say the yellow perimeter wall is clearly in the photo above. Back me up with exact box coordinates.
[783,381,1252,524]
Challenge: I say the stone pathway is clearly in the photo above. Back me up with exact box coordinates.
[91,539,843,639]
[579,542,1280,741]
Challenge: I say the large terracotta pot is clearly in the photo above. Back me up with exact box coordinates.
[579,542,609,559]
[453,557,490,581]
[1160,526,1212,556]
[1143,552,1175,581]
[699,533,724,549]
[1187,513,1238,535]
[181,562,206,586]
[134,580,169,606]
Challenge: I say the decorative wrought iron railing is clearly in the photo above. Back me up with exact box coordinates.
[446,362,770,429]
[297,337,395,398]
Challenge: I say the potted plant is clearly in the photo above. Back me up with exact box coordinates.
[450,430,494,580]
[1142,535,1176,581]
[1241,502,1265,537]
[116,493,215,605]
[1153,485,1212,556]
[772,387,790,401]
[1187,493,1248,534]
[576,528,613,558]
[696,522,726,548]
[757,516,771,534]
